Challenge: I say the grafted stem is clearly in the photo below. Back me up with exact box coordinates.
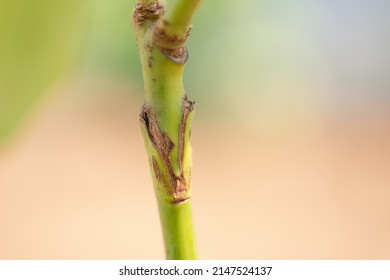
[153,0,202,50]
[133,0,202,259]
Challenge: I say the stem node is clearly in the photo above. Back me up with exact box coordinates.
[133,1,164,25]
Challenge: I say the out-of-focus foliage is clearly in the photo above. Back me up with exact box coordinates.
[0,0,92,140]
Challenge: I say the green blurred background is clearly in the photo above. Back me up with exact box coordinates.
[1,0,389,259]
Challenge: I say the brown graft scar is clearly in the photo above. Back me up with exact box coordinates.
[153,20,192,49]
[152,156,170,194]
[140,104,174,159]
[153,20,192,64]
[160,46,189,64]
[133,1,164,25]
[140,100,194,204]
[179,96,195,173]
[152,156,162,181]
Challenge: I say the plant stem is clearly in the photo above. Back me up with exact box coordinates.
[133,0,201,259]
[159,201,197,259]
[163,0,202,37]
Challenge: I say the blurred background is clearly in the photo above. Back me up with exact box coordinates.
[1,0,389,259]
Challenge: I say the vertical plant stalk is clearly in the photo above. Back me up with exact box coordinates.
[133,0,201,259]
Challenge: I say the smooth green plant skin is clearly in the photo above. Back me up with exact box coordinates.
[162,0,202,38]
[133,0,201,259]
[158,201,197,259]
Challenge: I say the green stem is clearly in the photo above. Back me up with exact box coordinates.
[163,0,202,37]
[138,0,158,5]
[133,0,201,259]
[159,200,197,259]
